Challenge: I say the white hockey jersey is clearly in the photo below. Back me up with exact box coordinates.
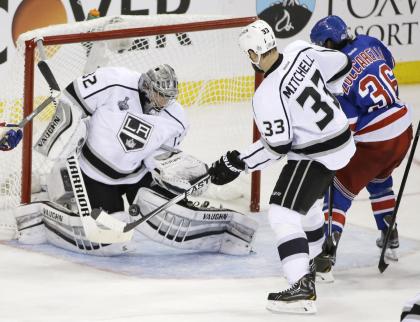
[64,67,189,185]
[240,40,356,171]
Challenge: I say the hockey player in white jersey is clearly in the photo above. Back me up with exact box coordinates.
[0,64,257,257]
[208,20,355,314]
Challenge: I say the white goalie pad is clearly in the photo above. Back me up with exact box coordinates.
[34,97,88,161]
[132,186,258,255]
[42,205,134,256]
[149,151,209,197]
[46,160,76,209]
[10,202,46,244]
[2,201,133,256]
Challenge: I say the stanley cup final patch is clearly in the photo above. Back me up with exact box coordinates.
[118,113,153,152]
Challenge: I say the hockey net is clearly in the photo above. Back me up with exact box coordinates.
[0,15,261,212]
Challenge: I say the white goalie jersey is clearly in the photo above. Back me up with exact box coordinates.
[240,40,356,171]
[63,66,189,185]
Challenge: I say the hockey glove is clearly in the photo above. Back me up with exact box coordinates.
[208,150,245,185]
[0,123,23,151]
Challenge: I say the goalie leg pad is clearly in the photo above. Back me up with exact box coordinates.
[46,160,77,209]
[133,187,258,255]
[41,203,133,256]
[9,201,132,256]
[221,211,259,255]
[13,203,47,244]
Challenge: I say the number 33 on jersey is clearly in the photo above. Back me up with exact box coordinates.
[253,40,355,171]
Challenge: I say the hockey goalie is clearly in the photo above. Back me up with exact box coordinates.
[0,64,258,256]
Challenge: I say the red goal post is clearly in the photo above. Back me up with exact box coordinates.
[2,15,263,212]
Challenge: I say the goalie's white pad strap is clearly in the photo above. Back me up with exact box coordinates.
[34,97,87,161]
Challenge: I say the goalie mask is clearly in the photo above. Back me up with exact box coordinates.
[139,64,179,115]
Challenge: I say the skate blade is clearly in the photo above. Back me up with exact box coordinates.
[266,299,317,314]
[384,248,398,262]
[316,271,335,283]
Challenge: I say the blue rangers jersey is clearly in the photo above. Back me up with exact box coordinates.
[337,35,411,142]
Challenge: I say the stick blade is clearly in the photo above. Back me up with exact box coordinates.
[378,259,389,273]
[37,61,60,91]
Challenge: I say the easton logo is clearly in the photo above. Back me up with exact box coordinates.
[185,177,210,197]
[118,114,153,152]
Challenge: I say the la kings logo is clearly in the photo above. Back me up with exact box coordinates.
[118,113,153,152]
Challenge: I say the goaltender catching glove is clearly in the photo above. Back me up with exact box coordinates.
[208,150,246,185]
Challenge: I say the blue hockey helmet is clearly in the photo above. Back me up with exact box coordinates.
[310,15,349,46]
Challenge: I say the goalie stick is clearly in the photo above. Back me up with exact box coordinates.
[0,60,60,146]
[65,154,133,243]
[378,120,420,273]
[323,183,337,262]
[91,174,211,234]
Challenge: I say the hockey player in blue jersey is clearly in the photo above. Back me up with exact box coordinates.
[310,15,413,279]
[0,123,22,151]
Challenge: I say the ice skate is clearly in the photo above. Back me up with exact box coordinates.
[314,231,341,283]
[376,216,399,261]
[266,271,317,314]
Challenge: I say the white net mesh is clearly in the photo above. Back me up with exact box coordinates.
[0,15,256,210]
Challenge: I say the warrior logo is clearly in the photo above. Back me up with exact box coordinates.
[118,97,130,110]
[257,0,315,38]
[118,113,153,152]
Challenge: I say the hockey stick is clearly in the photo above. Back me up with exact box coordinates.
[378,121,420,273]
[0,60,60,146]
[324,183,336,258]
[91,174,211,233]
[65,154,133,243]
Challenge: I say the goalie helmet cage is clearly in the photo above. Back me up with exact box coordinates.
[1,15,263,212]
